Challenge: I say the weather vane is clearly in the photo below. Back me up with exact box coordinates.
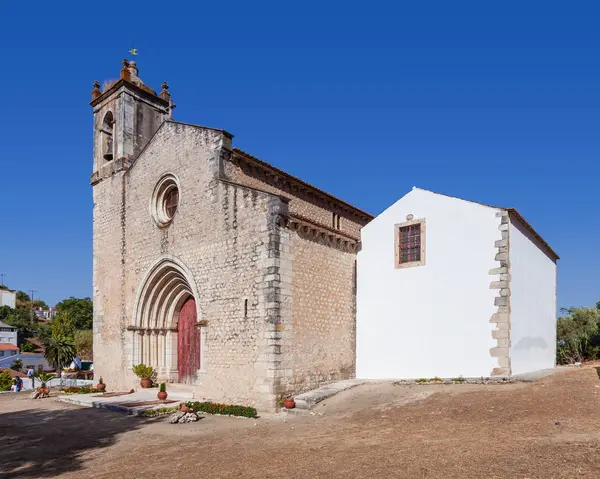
[129,47,138,56]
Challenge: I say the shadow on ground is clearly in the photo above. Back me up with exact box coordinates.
[0,403,149,478]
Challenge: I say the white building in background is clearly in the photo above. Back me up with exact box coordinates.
[0,289,16,309]
[356,188,558,380]
[0,320,17,346]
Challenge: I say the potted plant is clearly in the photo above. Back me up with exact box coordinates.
[283,397,295,409]
[180,402,190,413]
[96,377,106,392]
[157,382,168,401]
[35,371,56,395]
[132,364,155,388]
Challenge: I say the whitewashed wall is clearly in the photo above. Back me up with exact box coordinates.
[0,353,51,371]
[509,219,557,375]
[0,290,16,308]
[0,329,17,346]
[356,188,499,379]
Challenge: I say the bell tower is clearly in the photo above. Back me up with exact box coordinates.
[90,59,175,184]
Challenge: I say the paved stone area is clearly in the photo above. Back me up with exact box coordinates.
[56,388,204,416]
[512,365,573,381]
[293,378,366,409]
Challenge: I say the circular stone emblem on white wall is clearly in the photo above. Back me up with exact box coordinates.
[151,174,180,227]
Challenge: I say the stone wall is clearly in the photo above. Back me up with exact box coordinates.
[93,115,370,409]
[222,153,364,397]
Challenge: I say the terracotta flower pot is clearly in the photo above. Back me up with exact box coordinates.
[180,403,190,413]
[283,399,295,409]
[140,378,152,388]
[38,387,49,395]
[96,383,106,392]
[157,391,168,401]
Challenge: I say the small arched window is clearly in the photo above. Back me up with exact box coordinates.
[101,111,114,162]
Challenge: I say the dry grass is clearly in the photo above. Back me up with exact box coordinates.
[1,365,600,478]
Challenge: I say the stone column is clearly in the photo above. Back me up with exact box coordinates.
[164,330,179,381]
[158,330,167,377]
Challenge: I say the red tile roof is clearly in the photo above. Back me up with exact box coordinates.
[0,368,26,378]
[232,148,373,221]
[0,344,19,351]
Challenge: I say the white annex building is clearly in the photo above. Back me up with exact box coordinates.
[356,188,558,379]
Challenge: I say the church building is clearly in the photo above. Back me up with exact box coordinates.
[90,59,372,410]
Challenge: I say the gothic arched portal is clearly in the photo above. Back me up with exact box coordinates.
[131,257,201,382]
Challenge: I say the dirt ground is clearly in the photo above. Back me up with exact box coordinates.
[1,366,600,479]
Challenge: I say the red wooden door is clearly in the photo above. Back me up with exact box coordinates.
[177,298,200,384]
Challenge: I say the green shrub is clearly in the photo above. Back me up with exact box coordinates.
[159,382,166,393]
[60,386,96,394]
[185,401,258,418]
[415,378,428,383]
[142,407,179,417]
[10,359,23,372]
[0,371,12,391]
[35,371,56,384]
[132,364,155,379]
[452,376,466,382]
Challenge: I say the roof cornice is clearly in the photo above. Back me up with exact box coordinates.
[90,79,169,109]
[232,148,373,223]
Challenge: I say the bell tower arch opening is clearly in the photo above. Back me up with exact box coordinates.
[131,258,202,383]
[100,111,114,162]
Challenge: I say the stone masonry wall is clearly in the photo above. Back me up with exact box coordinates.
[282,233,356,395]
[222,154,362,398]
[93,116,368,409]
[92,172,128,391]
[121,122,285,408]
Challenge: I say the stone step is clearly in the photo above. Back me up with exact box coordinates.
[293,379,366,410]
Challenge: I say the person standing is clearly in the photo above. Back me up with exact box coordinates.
[15,377,23,392]
[27,367,35,389]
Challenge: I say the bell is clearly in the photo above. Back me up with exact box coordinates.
[103,137,113,161]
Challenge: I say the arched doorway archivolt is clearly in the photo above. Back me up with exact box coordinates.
[130,256,201,381]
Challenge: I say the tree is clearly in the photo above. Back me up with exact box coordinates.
[20,341,36,353]
[10,359,23,372]
[55,297,93,331]
[44,335,76,372]
[36,324,52,344]
[4,308,37,344]
[74,329,93,360]
[51,311,76,340]
[0,305,12,321]
[15,291,30,309]
[556,305,600,364]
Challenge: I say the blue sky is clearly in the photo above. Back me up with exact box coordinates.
[0,1,598,308]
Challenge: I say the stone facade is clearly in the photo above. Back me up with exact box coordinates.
[91,60,372,410]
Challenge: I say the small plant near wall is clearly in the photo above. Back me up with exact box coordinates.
[142,407,179,417]
[96,376,106,392]
[132,364,155,388]
[157,382,168,401]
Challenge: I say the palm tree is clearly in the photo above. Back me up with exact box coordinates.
[44,335,76,376]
